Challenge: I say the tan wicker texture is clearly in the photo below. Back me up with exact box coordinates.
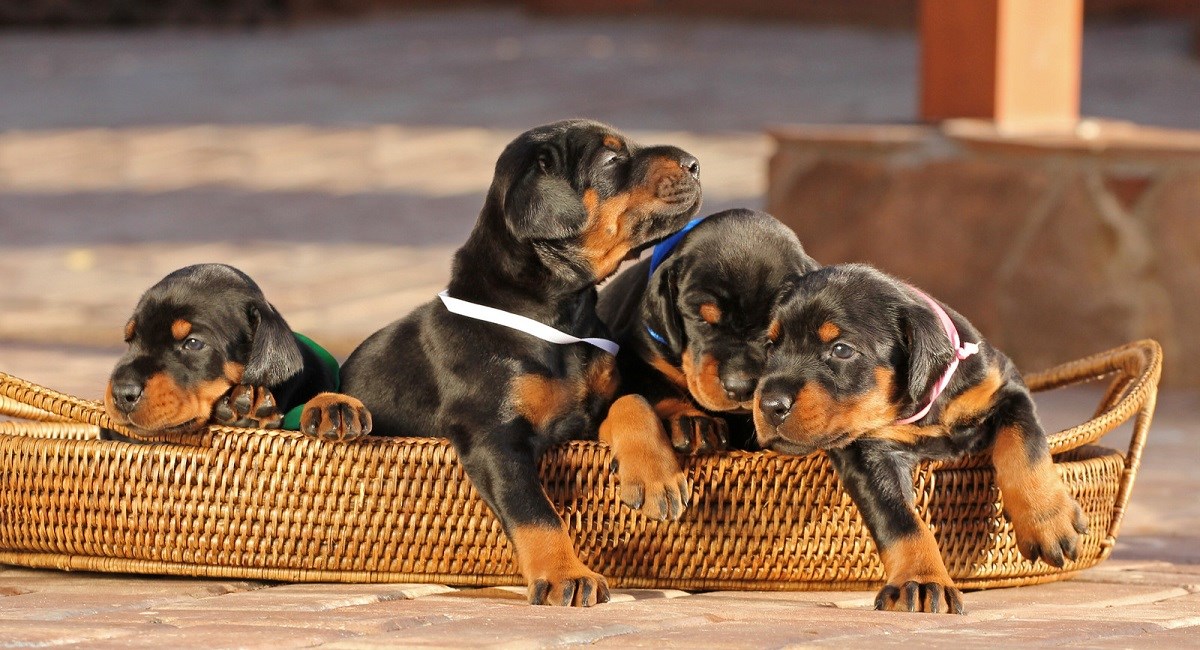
[0,340,1161,590]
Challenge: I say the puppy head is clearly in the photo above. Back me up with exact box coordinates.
[644,209,820,412]
[488,119,703,282]
[104,264,302,436]
[753,264,955,455]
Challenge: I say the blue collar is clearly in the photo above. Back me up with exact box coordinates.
[644,217,704,346]
[647,217,705,279]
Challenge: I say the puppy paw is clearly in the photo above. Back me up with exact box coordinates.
[300,392,372,441]
[875,580,965,615]
[667,411,728,455]
[528,569,611,607]
[212,384,283,429]
[1009,490,1089,568]
[610,453,690,521]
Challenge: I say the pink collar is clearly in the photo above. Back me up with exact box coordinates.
[894,288,980,425]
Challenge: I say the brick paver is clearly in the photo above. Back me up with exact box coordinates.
[1,7,1199,648]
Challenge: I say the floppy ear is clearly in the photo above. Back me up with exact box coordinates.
[643,259,686,354]
[242,301,304,388]
[900,302,955,408]
[504,146,588,240]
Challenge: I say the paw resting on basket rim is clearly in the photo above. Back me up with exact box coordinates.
[212,384,283,429]
[664,406,729,455]
[601,395,691,521]
[300,392,372,441]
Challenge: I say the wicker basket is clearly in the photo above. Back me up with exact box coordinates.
[0,340,1160,591]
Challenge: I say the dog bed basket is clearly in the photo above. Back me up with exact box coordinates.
[0,340,1160,591]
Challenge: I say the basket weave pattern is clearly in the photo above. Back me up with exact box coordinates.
[0,340,1160,590]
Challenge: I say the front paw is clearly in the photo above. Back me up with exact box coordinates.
[528,569,610,607]
[212,384,282,429]
[300,392,372,441]
[667,411,728,455]
[1009,491,1089,568]
[611,452,690,521]
[875,580,964,615]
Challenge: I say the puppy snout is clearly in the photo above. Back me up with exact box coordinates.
[110,381,144,413]
[759,391,794,428]
[679,154,700,179]
[722,373,755,403]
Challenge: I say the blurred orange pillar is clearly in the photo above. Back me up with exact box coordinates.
[920,0,1083,130]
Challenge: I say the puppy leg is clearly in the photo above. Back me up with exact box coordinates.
[212,384,283,429]
[830,442,965,614]
[990,392,1087,568]
[454,418,609,607]
[599,395,690,521]
[653,397,729,455]
[300,393,373,441]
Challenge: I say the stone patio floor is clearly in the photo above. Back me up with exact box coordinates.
[1,8,1199,648]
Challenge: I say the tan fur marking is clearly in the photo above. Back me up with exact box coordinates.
[652,396,704,421]
[878,522,954,588]
[125,372,232,433]
[224,361,245,384]
[598,395,675,474]
[650,353,689,391]
[585,355,618,402]
[580,156,689,280]
[512,374,575,430]
[510,524,598,588]
[699,303,721,325]
[124,319,136,342]
[171,319,192,341]
[681,348,739,411]
[602,135,624,150]
[992,423,1081,556]
[780,367,899,448]
[767,319,780,342]
[818,322,840,343]
[941,366,1003,424]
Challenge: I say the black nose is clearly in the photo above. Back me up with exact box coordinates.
[111,381,143,413]
[680,155,700,179]
[759,391,794,428]
[722,374,756,403]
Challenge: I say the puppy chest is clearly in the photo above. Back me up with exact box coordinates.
[509,354,617,435]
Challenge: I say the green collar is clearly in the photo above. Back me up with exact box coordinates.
[281,333,339,431]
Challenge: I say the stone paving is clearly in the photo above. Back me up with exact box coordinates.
[1,8,1199,648]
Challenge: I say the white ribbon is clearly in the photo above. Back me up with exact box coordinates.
[438,290,619,356]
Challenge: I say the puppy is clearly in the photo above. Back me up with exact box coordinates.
[104,263,369,440]
[339,120,703,607]
[597,209,819,515]
[754,263,1087,614]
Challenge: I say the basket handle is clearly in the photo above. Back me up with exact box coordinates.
[1023,339,1161,549]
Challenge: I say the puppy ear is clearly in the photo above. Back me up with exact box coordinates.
[242,301,304,388]
[900,302,955,408]
[504,146,588,240]
[643,260,686,353]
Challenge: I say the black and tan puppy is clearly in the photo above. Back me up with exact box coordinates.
[339,120,702,607]
[754,263,1087,614]
[104,263,370,440]
[597,209,819,515]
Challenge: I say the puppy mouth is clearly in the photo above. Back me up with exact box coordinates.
[756,426,855,457]
[121,413,209,437]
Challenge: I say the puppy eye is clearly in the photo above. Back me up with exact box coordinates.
[182,338,206,351]
[830,342,855,360]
